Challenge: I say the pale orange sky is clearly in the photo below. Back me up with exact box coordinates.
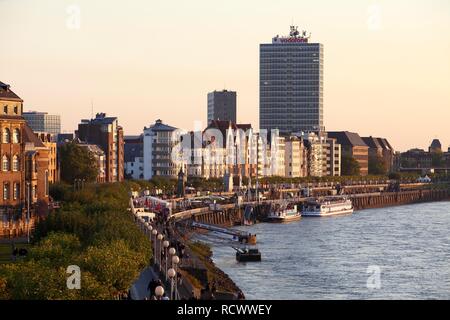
[1,0,449,151]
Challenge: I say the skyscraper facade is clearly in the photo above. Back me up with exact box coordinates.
[260,26,324,135]
[207,90,237,125]
[23,111,61,136]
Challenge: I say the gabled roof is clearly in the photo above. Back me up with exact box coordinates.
[362,136,382,149]
[328,131,368,147]
[23,124,45,148]
[0,81,23,101]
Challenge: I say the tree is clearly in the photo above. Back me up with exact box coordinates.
[59,142,98,184]
[369,155,387,175]
[341,154,361,176]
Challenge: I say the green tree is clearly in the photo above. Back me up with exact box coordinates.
[59,142,98,184]
[341,154,361,176]
[369,155,387,175]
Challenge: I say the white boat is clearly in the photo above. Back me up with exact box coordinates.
[267,204,301,223]
[301,197,354,217]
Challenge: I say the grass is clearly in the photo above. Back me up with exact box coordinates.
[0,242,32,265]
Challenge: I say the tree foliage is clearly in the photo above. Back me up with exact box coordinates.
[369,155,387,175]
[59,142,99,184]
[341,154,361,176]
[0,182,151,300]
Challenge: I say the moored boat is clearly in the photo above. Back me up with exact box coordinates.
[267,203,301,223]
[301,197,354,217]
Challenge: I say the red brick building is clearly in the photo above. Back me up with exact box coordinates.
[0,81,50,238]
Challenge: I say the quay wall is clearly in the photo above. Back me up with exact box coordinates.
[350,189,450,211]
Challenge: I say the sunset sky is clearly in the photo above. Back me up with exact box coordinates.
[1,0,449,151]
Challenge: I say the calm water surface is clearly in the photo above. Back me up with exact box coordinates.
[196,202,450,299]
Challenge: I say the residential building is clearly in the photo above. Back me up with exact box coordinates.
[23,111,61,136]
[300,132,341,177]
[328,131,369,176]
[260,26,324,135]
[284,136,308,178]
[76,113,124,182]
[207,90,237,125]
[36,132,59,184]
[124,135,144,180]
[1,81,50,238]
[143,119,183,180]
[362,136,395,173]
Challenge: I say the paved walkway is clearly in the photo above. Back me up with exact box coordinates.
[129,266,159,300]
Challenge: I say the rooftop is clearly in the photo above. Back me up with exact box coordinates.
[328,131,368,147]
[0,81,23,101]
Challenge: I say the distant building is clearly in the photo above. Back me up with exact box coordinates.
[284,136,308,178]
[1,81,50,238]
[76,113,124,183]
[429,139,442,153]
[328,131,368,176]
[260,26,324,135]
[300,132,341,177]
[207,90,237,125]
[23,111,61,136]
[143,120,182,180]
[362,136,395,173]
[56,133,74,146]
[124,135,144,180]
[35,132,59,184]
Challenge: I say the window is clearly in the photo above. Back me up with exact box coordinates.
[13,183,20,200]
[3,183,10,200]
[2,128,10,143]
[12,155,19,171]
[13,128,20,143]
[45,171,49,196]
[2,155,10,171]
[32,185,37,199]
[13,106,18,114]
[3,105,7,114]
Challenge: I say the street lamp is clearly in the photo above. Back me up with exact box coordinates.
[167,268,176,300]
[155,286,164,300]
[152,230,158,265]
[26,182,31,244]
[171,255,180,300]
[157,234,164,271]
[163,240,170,280]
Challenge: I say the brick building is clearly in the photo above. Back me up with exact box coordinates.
[76,113,124,183]
[328,131,369,176]
[0,81,50,238]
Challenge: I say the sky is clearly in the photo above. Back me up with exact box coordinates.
[0,0,449,152]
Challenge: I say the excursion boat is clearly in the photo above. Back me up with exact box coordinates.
[267,204,301,223]
[301,197,354,217]
[234,247,262,262]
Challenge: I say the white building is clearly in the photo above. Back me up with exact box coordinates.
[143,120,184,180]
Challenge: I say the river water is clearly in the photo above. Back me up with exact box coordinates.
[196,202,450,299]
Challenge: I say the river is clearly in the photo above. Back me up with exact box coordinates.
[196,201,450,299]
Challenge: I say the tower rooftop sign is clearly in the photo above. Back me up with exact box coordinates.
[272,26,311,44]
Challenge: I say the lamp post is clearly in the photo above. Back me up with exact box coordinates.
[26,182,31,244]
[151,229,158,265]
[155,286,164,300]
[172,255,180,300]
[167,268,176,300]
[157,234,164,271]
[163,240,170,280]
[144,222,149,235]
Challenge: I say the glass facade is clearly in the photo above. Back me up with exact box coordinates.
[260,42,324,134]
[23,112,61,135]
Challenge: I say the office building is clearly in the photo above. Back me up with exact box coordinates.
[23,111,61,136]
[207,90,237,125]
[260,26,324,135]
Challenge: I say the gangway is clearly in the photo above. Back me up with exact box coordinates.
[191,221,257,245]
